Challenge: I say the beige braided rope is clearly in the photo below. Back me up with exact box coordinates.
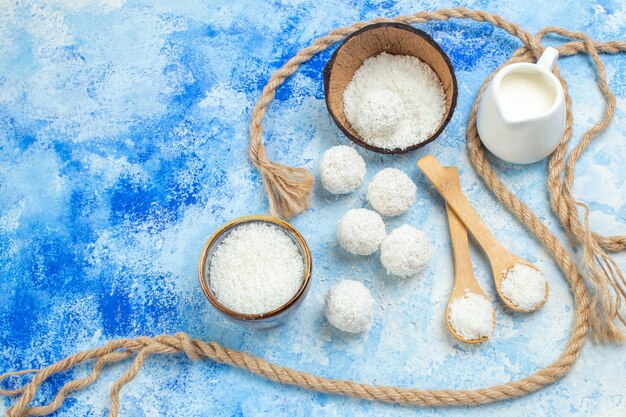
[537,27,626,341]
[1,7,625,417]
[543,28,626,252]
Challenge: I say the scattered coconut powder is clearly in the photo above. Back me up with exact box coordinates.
[343,52,446,150]
[448,290,495,341]
[501,263,548,311]
[209,222,305,315]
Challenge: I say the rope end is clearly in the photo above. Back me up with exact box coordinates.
[261,162,314,219]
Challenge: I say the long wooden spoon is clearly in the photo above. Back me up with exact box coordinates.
[444,168,495,343]
[417,155,548,313]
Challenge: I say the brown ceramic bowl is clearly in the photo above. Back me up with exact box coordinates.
[198,215,312,329]
[323,22,458,154]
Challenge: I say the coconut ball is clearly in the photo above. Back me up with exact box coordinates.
[319,145,366,194]
[367,168,417,217]
[380,224,432,278]
[325,280,375,333]
[353,88,404,136]
[337,208,386,255]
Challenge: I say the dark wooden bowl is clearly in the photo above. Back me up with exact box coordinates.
[323,22,458,154]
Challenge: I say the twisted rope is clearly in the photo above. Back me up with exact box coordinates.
[537,28,626,341]
[2,7,625,417]
[0,329,588,417]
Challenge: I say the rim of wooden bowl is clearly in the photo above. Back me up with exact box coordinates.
[323,22,458,154]
[198,215,313,322]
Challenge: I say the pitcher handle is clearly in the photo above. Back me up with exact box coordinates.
[537,46,559,71]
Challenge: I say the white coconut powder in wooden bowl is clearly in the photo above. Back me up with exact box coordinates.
[208,222,305,315]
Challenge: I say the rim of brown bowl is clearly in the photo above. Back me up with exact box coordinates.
[198,214,313,322]
[323,22,458,154]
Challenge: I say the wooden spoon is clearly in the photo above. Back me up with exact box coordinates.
[444,168,495,343]
[417,155,548,312]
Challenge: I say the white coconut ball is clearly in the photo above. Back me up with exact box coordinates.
[353,88,404,136]
[325,280,375,333]
[367,168,417,217]
[380,224,432,278]
[337,208,386,255]
[319,145,366,194]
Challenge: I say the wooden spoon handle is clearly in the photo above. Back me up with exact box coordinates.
[444,169,473,279]
[418,155,503,255]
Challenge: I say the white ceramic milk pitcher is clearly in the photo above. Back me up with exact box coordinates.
[476,47,565,164]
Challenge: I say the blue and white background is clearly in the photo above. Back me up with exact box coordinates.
[1,0,625,416]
